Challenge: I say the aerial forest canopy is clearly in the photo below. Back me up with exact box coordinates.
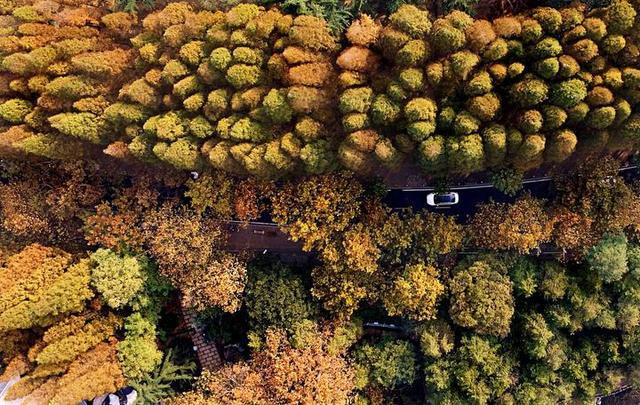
[4,1,640,404]
[0,0,638,177]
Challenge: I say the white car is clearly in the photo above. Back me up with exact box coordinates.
[426,192,459,207]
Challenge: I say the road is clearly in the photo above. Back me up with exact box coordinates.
[385,178,552,221]
[224,178,553,253]
[225,164,639,252]
[224,221,303,254]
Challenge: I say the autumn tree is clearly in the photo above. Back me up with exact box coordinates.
[271,173,364,251]
[550,207,596,258]
[142,203,225,275]
[403,211,464,260]
[29,313,122,367]
[0,244,92,331]
[311,203,463,318]
[553,157,640,237]
[2,312,124,403]
[0,179,51,241]
[47,342,126,405]
[185,170,235,217]
[84,175,162,252]
[180,253,247,313]
[142,203,244,313]
[0,244,167,403]
[320,222,381,274]
[233,178,275,222]
[0,160,106,249]
[311,261,381,319]
[310,220,385,318]
[4,342,126,405]
[166,364,270,405]
[467,195,553,253]
[383,263,445,321]
[168,321,358,404]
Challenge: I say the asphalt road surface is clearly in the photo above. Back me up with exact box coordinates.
[224,181,552,252]
[225,221,302,253]
[225,165,639,252]
[385,178,552,222]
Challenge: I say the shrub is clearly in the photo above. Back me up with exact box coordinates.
[430,19,466,55]
[49,113,105,144]
[585,106,616,128]
[491,167,523,196]
[517,110,544,134]
[532,7,563,34]
[3,0,640,179]
[605,0,637,34]
[467,92,500,121]
[371,95,401,125]
[550,79,588,108]
[0,99,32,123]
[390,5,431,37]
[546,129,577,162]
[534,57,560,79]
[510,79,549,107]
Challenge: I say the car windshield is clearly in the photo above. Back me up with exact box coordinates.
[434,194,454,203]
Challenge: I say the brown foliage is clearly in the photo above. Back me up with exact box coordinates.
[83,175,159,252]
[256,327,355,404]
[271,173,364,251]
[0,160,106,250]
[142,201,241,312]
[180,253,247,313]
[0,179,50,239]
[142,203,226,280]
[184,171,235,217]
[553,157,640,237]
[468,195,553,253]
[233,178,274,222]
[550,207,596,258]
[169,323,356,405]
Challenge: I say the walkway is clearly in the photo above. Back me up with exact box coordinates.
[182,307,223,370]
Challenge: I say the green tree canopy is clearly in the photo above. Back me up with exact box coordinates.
[354,338,418,390]
[90,248,148,309]
[449,259,515,337]
[246,260,317,337]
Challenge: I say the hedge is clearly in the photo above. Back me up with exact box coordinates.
[0,0,638,178]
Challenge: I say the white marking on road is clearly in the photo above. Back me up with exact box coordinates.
[396,164,637,192]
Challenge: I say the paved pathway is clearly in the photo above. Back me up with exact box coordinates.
[224,221,301,253]
[182,308,223,370]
